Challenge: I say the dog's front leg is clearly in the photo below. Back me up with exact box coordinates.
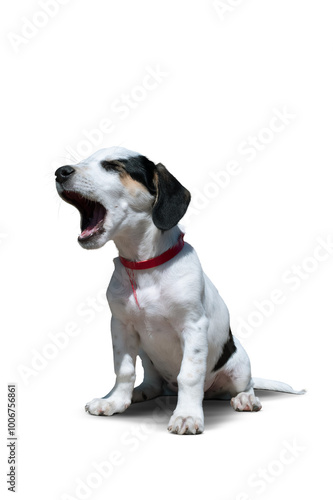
[85,317,139,416]
[168,316,208,435]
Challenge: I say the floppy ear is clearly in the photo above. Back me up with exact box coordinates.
[152,163,191,231]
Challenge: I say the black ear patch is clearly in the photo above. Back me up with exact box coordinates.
[152,163,191,231]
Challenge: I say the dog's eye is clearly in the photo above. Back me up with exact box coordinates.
[100,160,124,172]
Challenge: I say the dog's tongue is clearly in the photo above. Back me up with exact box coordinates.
[80,226,99,239]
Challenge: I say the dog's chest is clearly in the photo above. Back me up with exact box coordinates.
[108,268,167,317]
[107,268,184,373]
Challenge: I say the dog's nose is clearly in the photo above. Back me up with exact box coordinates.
[55,165,75,184]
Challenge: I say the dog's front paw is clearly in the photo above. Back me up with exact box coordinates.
[85,397,131,416]
[167,410,204,435]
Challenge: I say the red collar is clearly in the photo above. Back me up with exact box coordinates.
[119,233,185,270]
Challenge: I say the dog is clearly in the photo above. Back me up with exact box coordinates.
[55,146,305,435]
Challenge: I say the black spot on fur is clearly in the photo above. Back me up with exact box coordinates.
[212,327,237,372]
[102,156,157,195]
[142,392,148,401]
[194,348,201,354]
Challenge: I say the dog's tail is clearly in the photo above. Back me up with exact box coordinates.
[252,377,306,395]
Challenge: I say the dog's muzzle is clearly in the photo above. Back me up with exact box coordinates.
[55,166,107,243]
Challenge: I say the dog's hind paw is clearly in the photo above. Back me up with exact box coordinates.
[131,383,163,403]
[230,392,262,412]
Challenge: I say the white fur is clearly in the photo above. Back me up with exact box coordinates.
[56,147,304,435]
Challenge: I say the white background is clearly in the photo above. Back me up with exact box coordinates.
[1,1,332,499]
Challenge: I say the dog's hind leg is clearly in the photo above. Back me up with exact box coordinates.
[207,338,262,412]
[206,370,262,411]
[132,349,165,403]
[226,348,262,411]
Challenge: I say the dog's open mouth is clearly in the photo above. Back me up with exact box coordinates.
[61,190,107,242]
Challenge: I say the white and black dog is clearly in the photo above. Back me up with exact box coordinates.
[55,146,304,435]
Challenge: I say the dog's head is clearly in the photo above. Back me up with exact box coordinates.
[55,147,191,249]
